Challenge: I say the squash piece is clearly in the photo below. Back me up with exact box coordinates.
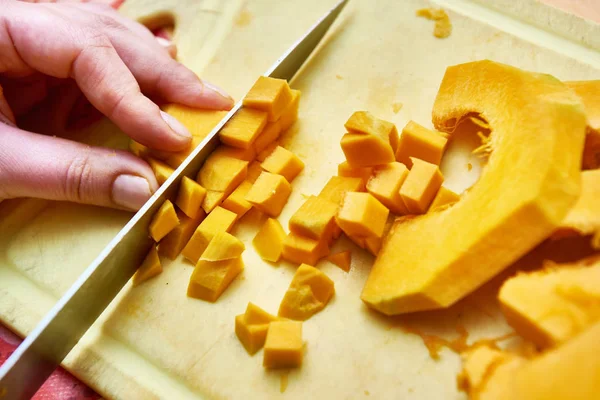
[162,105,226,138]
[338,161,372,184]
[132,246,162,286]
[336,192,389,239]
[245,302,279,324]
[349,235,367,249]
[196,152,248,194]
[279,89,301,132]
[326,250,351,272]
[212,145,256,162]
[200,231,245,261]
[263,321,303,368]
[245,172,292,217]
[361,60,586,315]
[260,146,305,183]
[318,176,365,206]
[498,257,600,348]
[149,200,179,242]
[181,206,237,264]
[246,160,264,183]
[395,120,448,167]
[147,158,174,185]
[243,76,293,122]
[366,162,409,215]
[219,108,268,149]
[254,120,282,154]
[253,218,286,263]
[202,190,226,214]
[289,195,339,241]
[340,132,396,168]
[129,140,149,159]
[221,180,253,219]
[281,232,329,266]
[176,177,207,219]
[399,157,444,214]
[344,111,399,152]
[256,140,279,162]
[163,136,203,168]
[278,263,335,320]
[235,303,279,355]
[565,81,600,170]
[159,210,205,260]
[429,186,460,211]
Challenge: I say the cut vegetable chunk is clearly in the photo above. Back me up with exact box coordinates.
[132,246,162,286]
[245,172,292,217]
[338,161,372,184]
[159,210,205,260]
[200,231,245,261]
[278,264,335,320]
[162,105,226,138]
[565,81,600,170]
[318,176,365,206]
[366,162,409,215]
[395,120,448,167]
[326,250,351,272]
[340,132,396,168]
[221,180,253,219]
[196,152,248,194]
[289,195,339,241]
[212,145,256,162]
[344,111,399,153]
[235,303,279,355]
[148,158,174,185]
[246,160,264,183]
[202,190,226,214]
[281,232,329,266]
[399,157,444,214]
[279,89,301,132]
[254,120,282,154]
[129,140,149,159]
[457,346,522,397]
[429,186,460,211]
[243,76,293,122]
[260,146,305,183]
[554,169,600,239]
[219,108,268,149]
[149,200,179,242]
[263,321,303,369]
[256,140,279,162]
[182,206,237,264]
[336,192,389,239]
[253,218,286,263]
[176,177,207,219]
[163,136,203,168]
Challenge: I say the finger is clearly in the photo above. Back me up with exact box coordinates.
[0,84,16,125]
[156,36,177,59]
[0,124,158,210]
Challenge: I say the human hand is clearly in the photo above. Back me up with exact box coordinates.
[0,0,234,210]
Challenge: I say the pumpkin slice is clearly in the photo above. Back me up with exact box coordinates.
[565,80,600,169]
[361,60,586,315]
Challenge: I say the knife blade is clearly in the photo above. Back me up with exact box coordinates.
[0,0,348,398]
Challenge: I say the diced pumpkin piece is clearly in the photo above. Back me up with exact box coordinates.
[164,136,203,168]
[187,257,243,302]
[129,140,149,158]
[147,158,174,185]
[399,157,444,214]
[361,60,586,315]
[202,190,226,214]
[365,236,382,256]
[200,231,245,261]
[318,176,365,206]
[565,81,600,170]
[243,76,293,122]
[253,218,286,263]
[336,192,389,239]
[162,104,226,138]
[235,315,269,355]
[219,108,268,149]
[254,120,282,154]
[245,302,279,324]
[263,321,303,368]
[366,162,409,215]
[554,169,600,239]
[246,161,264,183]
[196,152,248,194]
[289,196,339,241]
[338,161,372,184]
[344,111,399,153]
[279,89,301,132]
[176,177,207,219]
[498,257,600,348]
[326,250,351,272]
[260,146,305,183]
[159,210,205,260]
[340,132,396,168]
[256,140,279,162]
[221,180,253,218]
[278,263,335,320]
[149,200,179,242]
[212,145,256,162]
[429,186,460,211]
[282,232,329,265]
[132,246,162,286]
[395,120,448,167]
[349,235,367,249]
[182,206,237,264]
[245,172,292,217]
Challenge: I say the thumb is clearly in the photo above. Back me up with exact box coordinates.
[0,124,159,210]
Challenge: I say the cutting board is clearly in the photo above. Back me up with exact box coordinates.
[1,0,599,399]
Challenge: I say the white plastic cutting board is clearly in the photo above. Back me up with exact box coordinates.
[1,0,599,399]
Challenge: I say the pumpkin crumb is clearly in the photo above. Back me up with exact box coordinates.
[416,8,452,39]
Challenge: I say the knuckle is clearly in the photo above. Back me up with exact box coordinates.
[63,150,93,203]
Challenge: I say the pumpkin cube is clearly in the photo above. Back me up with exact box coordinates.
[279,89,301,132]
[196,152,248,194]
[256,140,279,162]
[246,160,264,183]
[399,157,444,214]
[212,145,256,162]
[147,157,174,185]
[187,257,244,302]
[289,195,339,241]
[159,210,205,260]
[162,104,227,138]
[176,176,207,219]
[219,108,267,149]
[200,231,245,261]
[221,180,253,218]
[246,302,280,324]
[278,263,335,320]
[281,232,329,265]
[396,120,448,167]
[132,246,162,286]
[338,161,372,184]
[253,218,287,263]
[164,136,203,168]
[243,76,293,122]
[202,190,226,214]
[429,186,460,211]
[245,172,292,217]
[260,146,305,183]
[254,120,282,154]
[326,250,351,272]
[349,235,367,249]
[365,236,382,256]
[235,303,279,355]
[182,206,237,264]
[149,200,179,242]
[344,111,399,153]
[336,192,389,239]
[129,140,149,159]
[318,176,365,206]
[366,162,409,215]
[263,321,303,369]
[341,132,396,168]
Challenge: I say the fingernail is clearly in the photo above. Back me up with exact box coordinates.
[112,175,153,211]
[156,37,172,47]
[160,111,192,139]
[202,80,235,105]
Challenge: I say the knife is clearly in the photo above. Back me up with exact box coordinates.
[0,0,348,398]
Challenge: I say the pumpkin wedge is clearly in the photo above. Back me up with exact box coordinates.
[361,60,586,315]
